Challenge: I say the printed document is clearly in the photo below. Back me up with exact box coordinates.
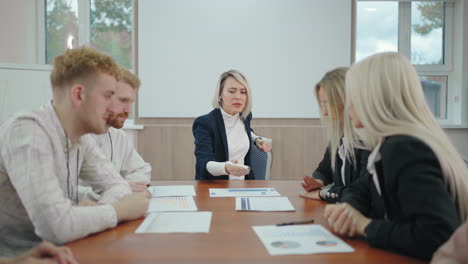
[236,197,295,211]
[253,224,354,255]
[149,185,196,197]
[209,188,280,197]
[136,212,212,233]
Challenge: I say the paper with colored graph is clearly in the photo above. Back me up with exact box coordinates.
[147,196,198,213]
[253,224,354,255]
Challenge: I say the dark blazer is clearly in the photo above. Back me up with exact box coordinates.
[341,135,460,260]
[312,141,370,203]
[192,109,255,180]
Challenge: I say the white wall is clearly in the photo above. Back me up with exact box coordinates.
[0,65,52,123]
[0,1,39,64]
[138,0,352,118]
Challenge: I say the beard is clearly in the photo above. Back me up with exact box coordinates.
[107,112,129,129]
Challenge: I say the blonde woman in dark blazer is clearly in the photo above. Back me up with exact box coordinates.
[324,52,468,260]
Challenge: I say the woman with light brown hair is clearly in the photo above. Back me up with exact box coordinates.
[300,67,369,203]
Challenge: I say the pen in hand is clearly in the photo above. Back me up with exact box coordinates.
[276,219,315,226]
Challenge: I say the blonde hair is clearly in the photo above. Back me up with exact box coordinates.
[212,70,252,118]
[120,67,141,91]
[344,52,468,221]
[50,46,121,91]
[315,67,352,169]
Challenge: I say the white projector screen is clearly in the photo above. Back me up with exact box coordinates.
[138,0,351,118]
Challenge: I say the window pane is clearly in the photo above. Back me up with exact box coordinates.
[356,1,398,62]
[420,76,447,119]
[411,2,444,64]
[90,0,133,69]
[46,0,79,64]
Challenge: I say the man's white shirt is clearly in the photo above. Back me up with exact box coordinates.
[79,127,152,201]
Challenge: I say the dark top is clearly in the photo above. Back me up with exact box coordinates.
[312,142,370,203]
[192,109,255,180]
[341,135,460,260]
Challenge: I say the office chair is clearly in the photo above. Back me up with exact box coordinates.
[250,140,272,180]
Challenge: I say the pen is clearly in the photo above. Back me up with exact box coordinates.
[276,219,315,226]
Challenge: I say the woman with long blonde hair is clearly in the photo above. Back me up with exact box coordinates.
[300,67,369,202]
[325,52,468,260]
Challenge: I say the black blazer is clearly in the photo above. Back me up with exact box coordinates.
[192,109,255,180]
[341,135,460,260]
[312,142,370,203]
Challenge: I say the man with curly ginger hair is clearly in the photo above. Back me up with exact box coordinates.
[79,68,152,201]
[0,47,149,257]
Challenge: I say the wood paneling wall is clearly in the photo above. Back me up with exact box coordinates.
[136,118,328,180]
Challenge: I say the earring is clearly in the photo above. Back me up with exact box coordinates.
[218,96,223,106]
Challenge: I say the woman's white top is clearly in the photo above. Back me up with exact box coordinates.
[206,108,255,180]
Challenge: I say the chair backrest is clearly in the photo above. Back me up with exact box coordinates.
[250,144,272,180]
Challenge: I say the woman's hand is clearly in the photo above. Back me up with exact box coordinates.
[225,160,250,176]
[255,138,272,152]
[299,190,321,200]
[324,203,371,237]
[301,176,324,192]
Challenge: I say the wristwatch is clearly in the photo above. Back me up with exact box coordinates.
[318,184,334,201]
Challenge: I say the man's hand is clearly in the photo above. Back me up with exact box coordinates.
[2,241,78,264]
[112,192,149,222]
[128,182,151,198]
[78,200,98,207]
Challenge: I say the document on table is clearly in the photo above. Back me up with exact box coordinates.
[236,197,295,211]
[148,185,196,197]
[147,196,198,213]
[209,188,281,197]
[136,212,212,233]
[253,224,354,255]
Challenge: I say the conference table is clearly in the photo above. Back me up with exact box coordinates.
[67,181,426,264]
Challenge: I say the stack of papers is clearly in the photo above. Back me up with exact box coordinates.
[209,188,281,197]
[236,197,295,211]
[136,212,212,233]
[253,224,354,255]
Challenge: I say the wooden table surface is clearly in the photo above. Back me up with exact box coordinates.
[67,180,427,264]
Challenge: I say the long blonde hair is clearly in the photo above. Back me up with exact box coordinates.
[345,52,468,221]
[315,67,351,169]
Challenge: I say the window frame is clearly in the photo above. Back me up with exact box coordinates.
[355,0,461,125]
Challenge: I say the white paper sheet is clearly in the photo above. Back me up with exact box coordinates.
[253,224,354,255]
[148,185,196,197]
[209,188,280,197]
[136,212,212,233]
[236,197,295,211]
[147,196,198,213]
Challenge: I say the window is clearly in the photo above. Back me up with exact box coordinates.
[45,0,134,69]
[45,0,79,64]
[356,1,454,121]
